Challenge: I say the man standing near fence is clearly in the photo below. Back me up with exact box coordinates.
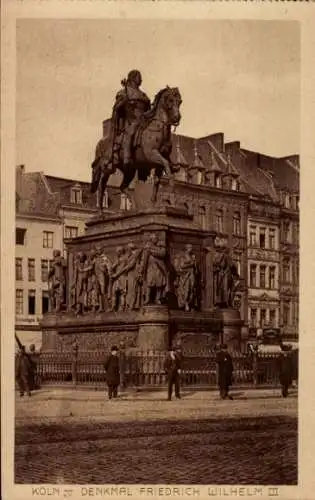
[15,345,33,397]
[104,345,121,400]
[164,346,182,401]
[278,344,293,398]
[216,344,234,400]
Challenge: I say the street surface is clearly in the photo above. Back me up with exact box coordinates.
[15,388,297,485]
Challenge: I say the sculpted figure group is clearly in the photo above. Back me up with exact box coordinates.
[48,240,241,315]
[69,234,171,314]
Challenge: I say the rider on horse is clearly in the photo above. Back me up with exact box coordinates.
[111,69,151,167]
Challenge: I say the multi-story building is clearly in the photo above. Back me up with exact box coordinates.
[15,131,299,348]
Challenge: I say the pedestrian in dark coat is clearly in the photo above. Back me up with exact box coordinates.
[28,344,40,390]
[278,345,293,398]
[15,345,32,397]
[216,344,234,400]
[104,346,120,399]
[164,346,182,401]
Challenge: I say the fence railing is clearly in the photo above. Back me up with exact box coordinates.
[28,349,297,389]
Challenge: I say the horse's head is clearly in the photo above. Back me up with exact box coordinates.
[155,87,182,127]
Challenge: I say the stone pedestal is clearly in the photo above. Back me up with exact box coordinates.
[220,308,244,351]
[41,206,221,354]
[138,305,170,350]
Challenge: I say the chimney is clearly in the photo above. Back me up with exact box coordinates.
[16,164,25,195]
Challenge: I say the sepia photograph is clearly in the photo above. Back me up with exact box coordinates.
[3,4,314,497]
[12,17,300,487]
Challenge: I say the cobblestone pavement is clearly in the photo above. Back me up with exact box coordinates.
[15,389,298,485]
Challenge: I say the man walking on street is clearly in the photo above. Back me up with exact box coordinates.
[278,344,293,398]
[164,346,182,401]
[104,345,120,400]
[216,344,234,400]
[15,345,32,397]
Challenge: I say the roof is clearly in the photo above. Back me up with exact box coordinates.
[16,170,60,218]
[241,150,299,194]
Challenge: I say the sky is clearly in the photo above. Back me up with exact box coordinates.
[16,19,300,182]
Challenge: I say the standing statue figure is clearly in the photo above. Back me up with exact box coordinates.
[74,252,93,315]
[121,243,143,311]
[112,69,151,167]
[138,234,169,306]
[213,249,240,309]
[108,246,128,312]
[175,244,200,312]
[48,249,67,312]
[86,250,98,312]
[94,247,111,312]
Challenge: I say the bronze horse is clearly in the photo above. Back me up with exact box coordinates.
[91,87,182,211]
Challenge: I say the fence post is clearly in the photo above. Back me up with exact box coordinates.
[252,350,258,386]
[119,341,126,390]
[72,341,78,387]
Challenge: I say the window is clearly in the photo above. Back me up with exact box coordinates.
[269,309,276,327]
[196,170,204,185]
[249,226,257,246]
[120,193,132,211]
[214,173,221,188]
[283,221,291,243]
[233,212,241,235]
[250,264,257,287]
[16,289,23,315]
[284,193,291,209]
[250,308,257,327]
[70,187,82,204]
[260,309,266,327]
[49,260,54,272]
[259,228,266,248]
[16,228,26,245]
[283,258,291,283]
[269,266,276,289]
[234,255,241,277]
[15,258,23,281]
[215,209,224,233]
[231,178,239,191]
[283,303,290,326]
[65,226,78,239]
[268,228,276,249]
[259,265,266,288]
[198,206,206,230]
[96,189,109,208]
[28,290,36,315]
[43,231,54,248]
[41,259,49,282]
[42,291,49,315]
[28,258,35,281]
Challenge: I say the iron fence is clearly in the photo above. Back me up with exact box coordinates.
[26,348,296,389]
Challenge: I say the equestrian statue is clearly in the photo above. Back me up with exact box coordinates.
[91,69,182,210]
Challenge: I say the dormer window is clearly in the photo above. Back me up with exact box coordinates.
[71,185,82,204]
[176,167,187,182]
[120,193,132,211]
[284,193,291,209]
[196,170,204,185]
[231,178,240,191]
[214,173,221,188]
